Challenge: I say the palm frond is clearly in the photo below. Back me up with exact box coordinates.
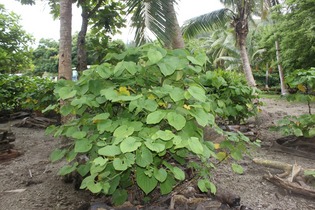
[126,0,179,46]
[182,8,233,39]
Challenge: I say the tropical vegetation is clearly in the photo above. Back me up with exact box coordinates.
[1,0,315,206]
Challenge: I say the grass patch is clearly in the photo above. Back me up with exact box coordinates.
[260,93,282,100]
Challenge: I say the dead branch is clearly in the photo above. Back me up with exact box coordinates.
[263,173,315,199]
[253,158,292,178]
[253,158,315,200]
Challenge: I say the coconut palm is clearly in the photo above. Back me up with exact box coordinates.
[59,0,72,80]
[125,0,184,49]
[182,0,261,87]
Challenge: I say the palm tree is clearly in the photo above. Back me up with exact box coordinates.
[58,0,72,80]
[182,0,258,87]
[126,0,184,49]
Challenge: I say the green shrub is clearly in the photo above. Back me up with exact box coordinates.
[0,74,56,113]
[285,68,315,114]
[200,69,260,124]
[272,68,315,138]
[271,114,315,137]
[46,44,257,205]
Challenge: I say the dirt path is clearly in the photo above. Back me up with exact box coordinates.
[0,98,314,210]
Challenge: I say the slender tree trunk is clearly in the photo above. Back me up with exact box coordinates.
[265,64,269,89]
[164,0,184,49]
[275,40,288,95]
[58,0,72,80]
[77,6,88,72]
[59,0,72,125]
[238,35,256,87]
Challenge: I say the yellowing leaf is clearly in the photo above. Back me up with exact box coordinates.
[148,94,157,100]
[158,101,167,108]
[297,84,307,92]
[214,143,220,149]
[118,86,130,96]
[183,104,191,110]
[216,152,228,161]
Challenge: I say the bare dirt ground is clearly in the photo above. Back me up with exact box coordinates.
[0,97,314,210]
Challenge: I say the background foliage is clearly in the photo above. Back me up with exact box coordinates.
[0,74,56,112]
[0,4,34,74]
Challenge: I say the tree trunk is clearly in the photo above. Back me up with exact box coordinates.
[275,40,288,95]
[59,0,73,125]
[77,5,88,72]
[58,0,72,80]
[265,64,269,89]
[164,0,184,49]
[238,35,256,87]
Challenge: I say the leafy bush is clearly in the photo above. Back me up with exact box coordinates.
[271,114,315,137]
[272,68,315,138]
[0,74,56,113]
[46,44,257,205]
[200,69,260,124]
[285,68,315,114]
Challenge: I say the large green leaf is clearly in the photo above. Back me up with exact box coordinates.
[120,137,142,153]
[87,182,102,194]
[197,179,216,194]
[148,49,163,64]
[50,148,67,162]
[113,158,128,171]
[123,61,139,75]
[190,108,211,127]
[58,162,78,176]
[172,167,185,181]
[146,110,166,124]
[144,140,165,153]
[188,137,204,155]
[96,63,112,79]
[153,168,167,182]
[167,112,186,131]
[74,139,92,153]
[71,131,87,139]
[151,130,175,141]
[97,120,113,134]
[58,87,76,100]
[158,61,176,76]
[113,125,135,138]
[93,157,108,166]
[136,146,153,167]
[92,113,110,122]
[98,145,121,156]
[136,167,158,195]
[60,104,73,116]
[187,86,207,102]
[169,87,185,102]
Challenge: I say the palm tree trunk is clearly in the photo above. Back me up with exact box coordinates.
[58,0,72,80]
[59,0,73,125]
[275,40,288,95]
[165,0,184,49]
[238,35,256,87]
[265,64,269,89]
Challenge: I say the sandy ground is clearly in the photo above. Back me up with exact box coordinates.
[0,97,314,210]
